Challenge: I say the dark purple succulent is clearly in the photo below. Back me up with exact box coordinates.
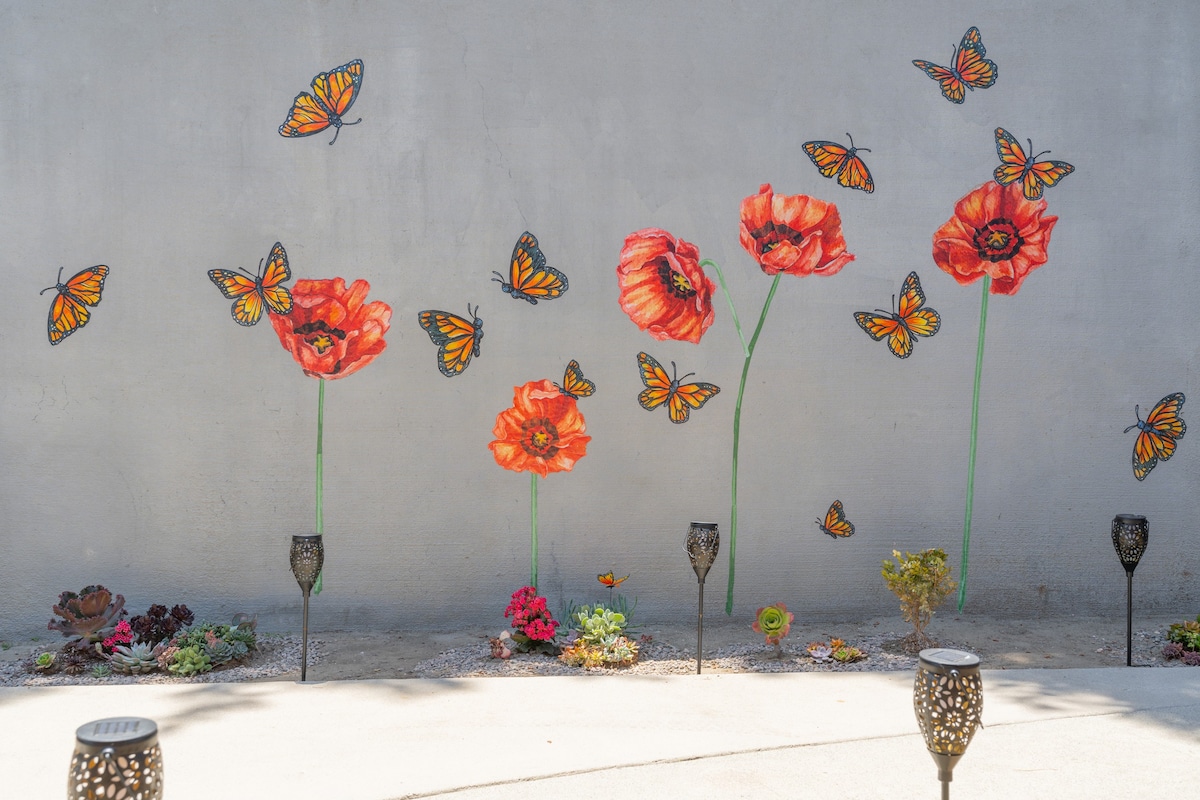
[1162,641,1185,660]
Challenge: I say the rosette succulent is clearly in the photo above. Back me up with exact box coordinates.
[752,603,795,654]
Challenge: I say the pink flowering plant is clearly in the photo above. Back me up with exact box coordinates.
[501,586,560,655]
[97,620,133,656]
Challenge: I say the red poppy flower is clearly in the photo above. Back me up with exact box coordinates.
[489,380,590,478]
[617,228,716,344]
[270,278,391,379]
[739,183,855,277]
[932,181,1058,296]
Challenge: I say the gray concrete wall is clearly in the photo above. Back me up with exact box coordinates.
[1,0,1197,636]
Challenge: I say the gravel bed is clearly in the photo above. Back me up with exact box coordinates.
[415,628,1186,678]
[0,635,320,687]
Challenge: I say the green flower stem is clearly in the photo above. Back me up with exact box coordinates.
[531,472,539,591]
[700,259,749,357]
[314,377,325,595]
[958,275,991,611]
[722,271,783,615]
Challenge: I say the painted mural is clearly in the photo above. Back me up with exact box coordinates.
[11,3,1197,635]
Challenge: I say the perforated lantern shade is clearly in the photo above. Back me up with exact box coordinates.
[69,717,163,800]
[1111,514,1148,574]
[290,534,325,594]
[685,522,720,582]
[913,649,983,786]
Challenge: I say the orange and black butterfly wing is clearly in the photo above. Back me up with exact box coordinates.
[667,380,720,424]
[816,500,855,539]
[494,231,568,304]
[855,311,912,358]
[1023,159,1075,201]
[279,92,334,138]
[556,359,595,399]
[953,27,998,90]
[837,152,874,193]
[418,307,483,377]
[598,571,629,588]
[896,272,941,341]
[258,242,293,316]
[636,352,673,412]
[992,127,1029,188]
[804,140,849,180]
[208,269,263,326]
[912,59,966,103]
[46,265,109,345]
[1129,393,1186,480]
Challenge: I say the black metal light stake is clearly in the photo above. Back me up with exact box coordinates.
[914,648,983,800]
[1111,514,1148,667]
[290,533,324,681]
[685,522,719,675]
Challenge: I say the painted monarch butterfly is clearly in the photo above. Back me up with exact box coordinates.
[555,359,595,399]
[993,127,1075,201]
[418,305,484,377]
[854,272,941,359]
[1124,392,1186,481]
[912,26,998,104]
[207,242,294,327]
[492,231,568,304]
[816,500,855,539]
[41,264,109,345]
[597,571,629,589]
[636,352,720,424]
[803,133,874,193]
[278,59,363,145]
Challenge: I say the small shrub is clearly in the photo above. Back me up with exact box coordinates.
[882,548,957,650]
[129,604,194,647]
[1166,615,1200,652]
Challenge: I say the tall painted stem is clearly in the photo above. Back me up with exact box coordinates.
[722,272,782,615]
[958,276,991,611]
[531,472,539,591]
[314,377,326,595]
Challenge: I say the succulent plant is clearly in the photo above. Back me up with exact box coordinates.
[47,585,127,642]
[831,644,866,664]
[557,605,639,668]
[807,642,832,662]
[1183,650,1200,667]
[25,651,59,674]
[108,643,159,675]
[1163,641,1185,660]
[90,663,112,679]
[1167,617,1200,652]
[129,603,194,647]
[753,603,794,657]
[203,637,237,667]
[59,649,90,675]
[167,644,212,676]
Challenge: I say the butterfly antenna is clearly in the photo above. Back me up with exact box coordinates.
[491,271,506,283]
[845,132,871,153]
[39,266,65,295]
[1123,405,1143,434]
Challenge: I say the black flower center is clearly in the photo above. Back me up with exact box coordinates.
[657,261,696,300]
[521,418,560,459]
[973,218,1023,262]
[750,221,803,254]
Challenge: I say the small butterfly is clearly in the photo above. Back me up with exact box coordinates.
[41,264,109,345]
[816,500,855,539]
[279,59,363,145]
[993,127,1075,201]
[492,231,568,304]
[208,242,294,327]
[598,571,629,589]
[803,133,874,193]
[555,359,595,399]
[912,27,998,104]
[1124,392,1186,481]
[636,352,720,424]
[418,305,484,377]
[854,272,941,359]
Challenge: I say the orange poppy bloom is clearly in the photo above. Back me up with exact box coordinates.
[617,228,716,344]
[933,181,1058,296]
[739,183,855,277]
[489,380,590,478]
[270,278,391,379]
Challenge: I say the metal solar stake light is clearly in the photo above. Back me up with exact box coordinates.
[69,717,163,800]
[685,522,719,675]
[913,648,983,800]
[290,533,325,681]
[1111,514,1148,667]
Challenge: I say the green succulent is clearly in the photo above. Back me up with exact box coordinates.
[109,643,158,675]
[558,605,639,668]
[752,603,794,646]
[90,663,112,679]
[33,652,57,671]
[167,644,212,676]
[1167,616,1200,652]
